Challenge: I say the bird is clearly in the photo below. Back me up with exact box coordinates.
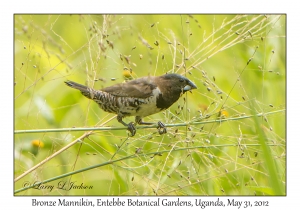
[65,73,197,136]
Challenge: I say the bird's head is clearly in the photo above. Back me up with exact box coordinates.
[160,73,197,94]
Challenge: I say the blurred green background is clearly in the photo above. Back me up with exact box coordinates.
[14,14,285,195]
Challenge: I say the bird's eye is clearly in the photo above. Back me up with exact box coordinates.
[179,79,184,82]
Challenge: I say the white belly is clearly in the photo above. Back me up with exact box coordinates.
[118,87,163,117]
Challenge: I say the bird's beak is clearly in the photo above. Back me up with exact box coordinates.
[183,81,197,91]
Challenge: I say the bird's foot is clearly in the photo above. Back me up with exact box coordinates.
[157,121,167,135]
[127,122,136,137]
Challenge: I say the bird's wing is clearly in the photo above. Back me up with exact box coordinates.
[101,77,157,98]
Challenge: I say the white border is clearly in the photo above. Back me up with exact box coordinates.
[4,0,297,209]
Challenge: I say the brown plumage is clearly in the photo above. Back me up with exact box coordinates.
[65,73,197,136]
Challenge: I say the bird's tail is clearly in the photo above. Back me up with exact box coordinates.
[65,80,95,99]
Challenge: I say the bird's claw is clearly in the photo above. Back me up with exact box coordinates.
[127,122,136,137]
[157,121,167,135]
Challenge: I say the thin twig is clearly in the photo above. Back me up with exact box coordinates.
[14,109,284,134]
